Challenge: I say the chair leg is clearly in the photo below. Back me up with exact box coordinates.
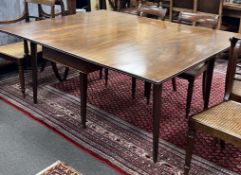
[202,72,207,104]
[105,68,109,85]
[184,127,196,175]
[80,73,88,129]
[220,139,226,150]
[144,81,151,104]
[131,77,136,99]
[186,79,194,119]
[63,67,69,81]
[172,78,177,91]
[18,60,25,98]
[51,62,62,82]
[40,59,47,72]
[99,69,103,79]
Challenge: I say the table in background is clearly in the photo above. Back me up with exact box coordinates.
[0,11,236,162]
[223,2,241,33]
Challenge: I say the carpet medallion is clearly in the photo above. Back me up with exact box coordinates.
[0,65,240,175]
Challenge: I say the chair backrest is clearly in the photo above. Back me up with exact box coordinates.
[196,0,223,29]
[178,12,219,29]
[25,0,65,20]
[225,37,241,102]
[138,6,167,20]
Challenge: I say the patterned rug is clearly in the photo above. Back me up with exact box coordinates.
[0,63,240,175]
[36,161,82,175]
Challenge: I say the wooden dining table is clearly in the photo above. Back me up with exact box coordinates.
[0,10,237,162]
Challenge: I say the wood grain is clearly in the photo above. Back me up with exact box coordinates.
[0,11,237,84]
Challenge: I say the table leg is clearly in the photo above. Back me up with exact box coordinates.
[204,57,215,109]
[80,72,88,128]
[30,42,38,104]
[152,84,162,163]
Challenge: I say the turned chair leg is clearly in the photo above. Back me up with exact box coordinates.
[202,72,207,104]
[63,67,69,81]
[184,127,196,175]
[144,81,151,104]
[105,68,109,85]
[172,78,177,91]
[186,79,195,119]
[131,77,136,99]
[18,60,25,98]
[51,62,63,82]
[40,59,47,72]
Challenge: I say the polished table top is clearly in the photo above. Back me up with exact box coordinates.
[0,11,237,84]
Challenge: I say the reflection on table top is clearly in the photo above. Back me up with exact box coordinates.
[0,11,237,84]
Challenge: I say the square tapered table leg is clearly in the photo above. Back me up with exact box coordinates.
[152,83,162,162]
[30,42,38,104]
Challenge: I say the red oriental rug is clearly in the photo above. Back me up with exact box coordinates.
[0,63,240,175]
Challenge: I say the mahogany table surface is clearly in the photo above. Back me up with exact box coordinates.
[0,11,238,84]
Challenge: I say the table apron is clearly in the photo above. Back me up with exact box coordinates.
[42,46,101,74]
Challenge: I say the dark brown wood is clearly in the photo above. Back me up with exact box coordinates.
[204,57,215,109]
[0,11,235,84]
[131,77,136,99]
[152,84,162,162]
[105,68,109,85]
[177,12,218,117]
[186,78,194,119]
[18,60,25,98]
[51,62,63,82]
[171,78,177,91]
[30,42,38,104]
[42,47,101,73]
[184,124,196,175]
[80,73,88,128]
[0,11,237,163]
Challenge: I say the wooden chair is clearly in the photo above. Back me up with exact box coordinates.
[175,12,219,119]
[169,0,195,21]
[29,0,69,81]
[0,0,66,98]
[142,12,219,118]
[184,37,241,175]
